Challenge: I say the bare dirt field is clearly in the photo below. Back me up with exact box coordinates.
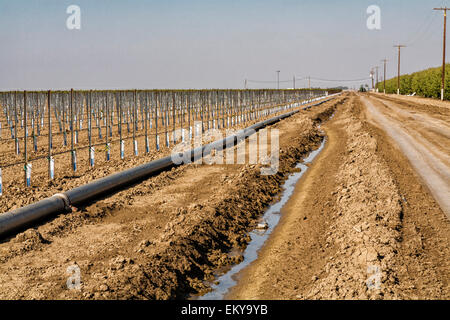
[0,92,448,300]
[0,95,345,299]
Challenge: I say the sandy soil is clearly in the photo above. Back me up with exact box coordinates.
[230,93,450,300]
[0,95,345,299]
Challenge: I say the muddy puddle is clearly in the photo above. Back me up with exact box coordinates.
[195,138,327,300]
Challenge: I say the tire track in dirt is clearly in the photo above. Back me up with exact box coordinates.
[359,103,450,300]
[362,95,450,217]
[369,96,450,165]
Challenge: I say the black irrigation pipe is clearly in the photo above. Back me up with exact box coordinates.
[0,94,340,239]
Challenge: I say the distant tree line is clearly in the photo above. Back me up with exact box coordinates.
[376,64,450,99]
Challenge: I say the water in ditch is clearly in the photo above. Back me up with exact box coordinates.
[197,138,327,300]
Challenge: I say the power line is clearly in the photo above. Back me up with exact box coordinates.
[309,77,372,82]
[247,79,293,83]
[403,0,443,46]
[247,76,370,83]
[404,9,438,46]
[408,13,440,47]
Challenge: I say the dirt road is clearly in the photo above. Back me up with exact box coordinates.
[230,93,450,300]
[362,94,450,217]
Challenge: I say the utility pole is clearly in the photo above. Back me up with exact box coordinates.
[381,59,388,94]
[434,7,449,100]
[244,79,247,89]
[394,45,406,95]
[276,70,280,89]
[293,75,295,90]
[307,76,312,98]
[370,68,374,91]
[375,66,379,91]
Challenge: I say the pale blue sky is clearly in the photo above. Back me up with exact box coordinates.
[0,0,449,90]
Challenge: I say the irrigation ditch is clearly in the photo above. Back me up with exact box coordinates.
[197,138,328,300]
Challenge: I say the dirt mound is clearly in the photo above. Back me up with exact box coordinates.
[305,98,403,299]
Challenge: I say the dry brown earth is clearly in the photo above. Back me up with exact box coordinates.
[230,93,449,300]
[0,95,345,299]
